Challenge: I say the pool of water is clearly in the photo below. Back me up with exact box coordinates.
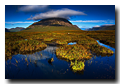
[68,42,77,45]
[5,41,115,79]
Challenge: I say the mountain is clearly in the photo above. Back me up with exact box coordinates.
[5,28,10,32]
[23,18,81,32]
[8,27,25,32]
[85,25,115,31]
[74,25,80,29]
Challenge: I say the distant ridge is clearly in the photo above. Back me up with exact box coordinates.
[85,25,115,31]
[23,17,81,32]
[8,27,25,32]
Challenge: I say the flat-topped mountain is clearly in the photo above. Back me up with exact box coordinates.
[24,18,81,32]
[32,18,73,27]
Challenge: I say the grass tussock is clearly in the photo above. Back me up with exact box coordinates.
[82,43,114,56]
[56,44,92,61]
[70,60,85,72]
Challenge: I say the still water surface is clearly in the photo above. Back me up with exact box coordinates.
[5,41,115,79]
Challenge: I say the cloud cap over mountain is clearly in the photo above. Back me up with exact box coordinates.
[28,8,86,20]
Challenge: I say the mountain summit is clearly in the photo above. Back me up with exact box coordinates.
[24,18,81,32]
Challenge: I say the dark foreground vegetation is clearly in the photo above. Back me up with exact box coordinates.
[5,30,115,71]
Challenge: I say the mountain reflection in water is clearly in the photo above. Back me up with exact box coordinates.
[5,41,115,79]
[27,46,57,61]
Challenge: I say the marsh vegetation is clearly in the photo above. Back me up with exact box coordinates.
[5,30,115,60]
[5,30,115,78]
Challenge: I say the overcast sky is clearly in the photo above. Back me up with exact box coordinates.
[5,5,115,30]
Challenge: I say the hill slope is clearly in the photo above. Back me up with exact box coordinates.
[23,18,81,32]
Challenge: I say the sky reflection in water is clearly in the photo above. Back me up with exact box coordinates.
[5,41,115,79]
